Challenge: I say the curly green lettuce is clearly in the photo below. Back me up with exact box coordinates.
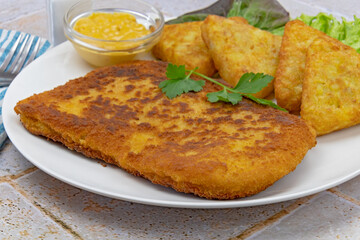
[298,13,360,53]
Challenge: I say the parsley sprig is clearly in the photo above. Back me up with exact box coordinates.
[159,63,287,112]
[158,65,205,98]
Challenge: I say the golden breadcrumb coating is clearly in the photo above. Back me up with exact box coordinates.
[275,20,331,113]
[201,15,281,98]
[15,60,316,199]
[301,37,360,136]
[152,21,216,76]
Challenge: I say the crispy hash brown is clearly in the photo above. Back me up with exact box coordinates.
[301,37,360,136]
[15,60,316,199]
[201,15,282,98]
[152,21,216,76]
[274,20,331,113]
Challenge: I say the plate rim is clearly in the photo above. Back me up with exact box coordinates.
[3,41,360,209]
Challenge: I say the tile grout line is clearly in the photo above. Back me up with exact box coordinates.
[10,166,38,180]
[0,176,11,183]
[230,194,318,240]
[327,188,360,206]
[0,166,38,183]
[6,180,84,240]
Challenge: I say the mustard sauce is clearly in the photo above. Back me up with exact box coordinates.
[73,12,151,50]
[74,12,150,41]
[69,11,160,67]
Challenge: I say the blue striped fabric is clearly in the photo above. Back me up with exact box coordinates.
[0,29,50,148]
[0,87,7,148]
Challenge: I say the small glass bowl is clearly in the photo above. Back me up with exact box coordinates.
[64,0,164,67]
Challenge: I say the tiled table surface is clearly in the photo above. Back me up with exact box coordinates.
[1,0,360,239]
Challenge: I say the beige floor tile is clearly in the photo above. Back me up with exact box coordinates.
[278,0,353,19]
[0,0,45,23]
[143,0,217,20]
[0,10,48,39]
[247,192,360,240]
[293,0,360,18]
[16,170,295,240]
[335,175,360,201]
[0,182,76,239]
[0,141,34,177]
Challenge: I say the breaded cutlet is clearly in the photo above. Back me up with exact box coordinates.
[15,60,316,199]
[152,21,216,77]
[275,20,332,113]
[201,15,282,98]
[301,37,360,136]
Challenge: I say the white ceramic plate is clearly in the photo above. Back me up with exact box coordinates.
[3,41,360,208]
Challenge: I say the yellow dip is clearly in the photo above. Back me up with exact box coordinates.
[73,12,151,50]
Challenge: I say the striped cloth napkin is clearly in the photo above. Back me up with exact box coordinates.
[0,29,51,148]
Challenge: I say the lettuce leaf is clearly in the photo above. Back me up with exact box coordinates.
[166,0,290,35]
[166,0,234,24]
[227,0,289,35]
[298,13,360,53]
[167,14,209,24]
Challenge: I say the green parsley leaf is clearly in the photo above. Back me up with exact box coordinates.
[165,63,187,80]
[159,78,205,99]
[159,64,205,99]
[233,73,273,94]
[244,94,287,111]
[159,63,287,112]
[207,90,243,105]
